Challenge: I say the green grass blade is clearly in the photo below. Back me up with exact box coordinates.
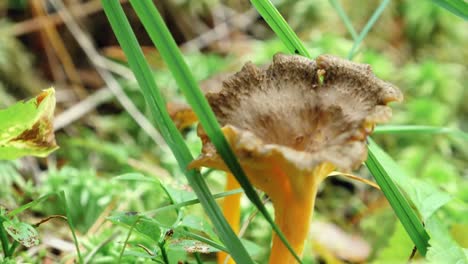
[59,191,83,264]
[347,0,390,59]
[250,0,310,57]
[243,0,431,257]
[366,139,430,255]
[7,193,54,218]
[101,1,254,263]
[128,0,302,262]
[375,125,468,140]
[329,0,358,40]
[0,217,10,257]
[431,0,468,20]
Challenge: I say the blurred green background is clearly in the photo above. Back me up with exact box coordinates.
[0,0,466,263]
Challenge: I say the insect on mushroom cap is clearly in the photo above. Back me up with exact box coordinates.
[190,53,402,176]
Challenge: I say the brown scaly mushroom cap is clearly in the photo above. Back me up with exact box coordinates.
[190,54,402,177]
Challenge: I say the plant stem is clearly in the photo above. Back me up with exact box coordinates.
[267,163,333,264]
[0,218,11,257]
[7,241,19,257]
[159,240,169,264]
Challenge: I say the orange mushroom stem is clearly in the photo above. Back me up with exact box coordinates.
[190,54,402,263]
[218,173,241,264]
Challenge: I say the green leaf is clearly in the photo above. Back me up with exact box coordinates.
[367,139,430,255]
[101,1,254,263]
[2,220,39,248]
[367,140,452,221]
[108,213,162,243]
[431,0,468,20]
[172,227,228,253]
[0,88,58,160]
[168,238,219,254]
[179,215,219,242]
[372,221,414,264]
[426,215,467,263]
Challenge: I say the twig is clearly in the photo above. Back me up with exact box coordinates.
[54,87,113,130]
[181,6,258,52]
[49,0,166,147]
[33,0,88,99]
[12,0,128,36]
[328,171,381,190]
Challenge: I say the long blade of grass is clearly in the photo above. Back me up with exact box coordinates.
[347,0,390,59]
[375,125,468,140]
[246,0,430,256]
[250,0,310,57]
[431,0,468,20]
[329,0,358,41]
[366,138,430,255]
[128,0,302,262]
[7,193,54,217]
[101,2,253,263]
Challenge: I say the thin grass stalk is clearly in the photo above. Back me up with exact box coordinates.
[329,0,358,41]
[374,125,468,140]
[0,217,10,257]
[347,0,391,59]
[101,1,254,263]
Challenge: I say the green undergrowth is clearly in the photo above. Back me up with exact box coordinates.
[1,0,467,263]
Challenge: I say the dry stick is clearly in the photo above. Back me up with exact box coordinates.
[54,87,113,130]
[30,0,66,87]
[53,6,255,131]
[12,0,128,36]
[49,0,166,147]
[328,172,381,190]
[34,0,88,99]
[181,6,258,52]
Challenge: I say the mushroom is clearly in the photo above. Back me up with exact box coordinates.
[188,54,402,263]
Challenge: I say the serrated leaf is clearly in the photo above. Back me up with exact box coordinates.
[2,220,39,248]
[0,88,58,160]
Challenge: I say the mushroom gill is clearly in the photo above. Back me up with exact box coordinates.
[189,54,402,264]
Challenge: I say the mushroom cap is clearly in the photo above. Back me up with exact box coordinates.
[190,54,402,175]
